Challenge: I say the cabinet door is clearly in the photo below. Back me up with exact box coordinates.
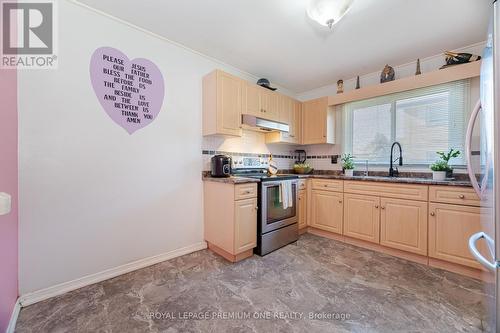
[343,193,380,243]
[302,97,327,144]
[298,190,307,229]
[291,100,301,143]
[217,71,242,136]
[243,83,261,117]
[234,198,258,254]
[261,90,279,121]
[310,190,343,234]
[380,198,428,255]
[279,95,291,124]
[428,203,491,269]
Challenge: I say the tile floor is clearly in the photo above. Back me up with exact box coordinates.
[15,234,491,332]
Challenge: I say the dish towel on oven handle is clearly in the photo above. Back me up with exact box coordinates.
[279,180,293,209]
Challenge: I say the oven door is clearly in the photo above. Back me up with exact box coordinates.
[260,180,298,234]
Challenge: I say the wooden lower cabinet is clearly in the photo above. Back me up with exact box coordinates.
[204,182,257,262]
[380,198,428,255]
[234,198,258,253]
[310,190,343,234]
[428,202,492,269]
[298,190,307,229]
[343,193,380,243]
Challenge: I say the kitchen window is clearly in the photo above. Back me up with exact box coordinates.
[343,79,470,166]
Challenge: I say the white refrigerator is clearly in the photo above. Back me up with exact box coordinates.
[467,1,500,331]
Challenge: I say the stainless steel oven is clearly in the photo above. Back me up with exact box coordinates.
[260,180,298,234]
[256,178,299,256]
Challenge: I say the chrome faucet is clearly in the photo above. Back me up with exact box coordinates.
[389,142,403,177]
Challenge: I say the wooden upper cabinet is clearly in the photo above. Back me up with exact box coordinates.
[291,99,302,142]
[310,190,343,234]
[380,198,428,255]
[265,96,302,144]
[203,70,242,136]
[261,89,279,121]
[343,193,380,243]
[278,95,292,124]
[242,82,262,117]
[428,203,491,269]
[302,97,335,144]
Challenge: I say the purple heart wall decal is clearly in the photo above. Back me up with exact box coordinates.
[90,47,165,134]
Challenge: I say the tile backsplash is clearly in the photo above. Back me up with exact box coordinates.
[202,130,298,171]
[202,130,480,174]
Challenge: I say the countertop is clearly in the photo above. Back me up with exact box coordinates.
[202,172,473,187]
[202,174,260,184]
[295,174,472,187]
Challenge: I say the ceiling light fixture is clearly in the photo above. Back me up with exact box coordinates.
[306,0,354,29]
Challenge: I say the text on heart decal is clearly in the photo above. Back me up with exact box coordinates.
[90,47,165,134]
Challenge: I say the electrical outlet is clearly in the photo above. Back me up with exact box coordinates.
[331,155,339,164]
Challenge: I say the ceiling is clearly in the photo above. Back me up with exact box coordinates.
[77,0,491,93]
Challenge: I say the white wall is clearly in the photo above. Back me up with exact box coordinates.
[296,42,485,101]
[18,0,297,294]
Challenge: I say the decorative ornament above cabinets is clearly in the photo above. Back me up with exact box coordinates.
[380,64,395,83]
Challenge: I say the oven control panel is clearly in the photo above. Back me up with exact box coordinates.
[232,156,269,169]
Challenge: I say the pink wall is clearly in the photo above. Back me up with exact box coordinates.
[0,66,18,330]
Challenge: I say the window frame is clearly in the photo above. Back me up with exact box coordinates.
[343,80,470,168]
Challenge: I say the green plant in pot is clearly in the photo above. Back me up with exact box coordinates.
[342,153,355,177]
[430,149,460,181]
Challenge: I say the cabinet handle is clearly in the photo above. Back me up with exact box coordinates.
[338,200,342,203]
[381,206,385,210]
[459,194,465,199]
[375,205,379,209]
[255,206,259,210]
[430,212,435,216]
[244,191,251,194]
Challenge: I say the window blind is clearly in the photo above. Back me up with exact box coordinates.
[343,79,470,165]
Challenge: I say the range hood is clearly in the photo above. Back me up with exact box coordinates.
[241,114,289,133]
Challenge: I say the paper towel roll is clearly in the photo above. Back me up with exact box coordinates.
[0,192,12,215]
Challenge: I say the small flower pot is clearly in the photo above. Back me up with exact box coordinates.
[432,171,446,181]
[344,169,354,177]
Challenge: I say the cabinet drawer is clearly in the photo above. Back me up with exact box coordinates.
[298,179,307,190]
[344,181,428,201]
[234,184,258,200]
[429,186,483,207]
[311,179,343,192]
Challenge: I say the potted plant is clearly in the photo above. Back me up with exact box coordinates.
[341,153,355,177]
[429,149,460,181]
[430,160,449,181]
[436,149,461,178]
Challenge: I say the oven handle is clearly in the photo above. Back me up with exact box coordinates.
[261,180,299,188]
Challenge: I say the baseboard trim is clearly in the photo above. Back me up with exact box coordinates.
[19,241,207,307]
[6,298,21,333]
